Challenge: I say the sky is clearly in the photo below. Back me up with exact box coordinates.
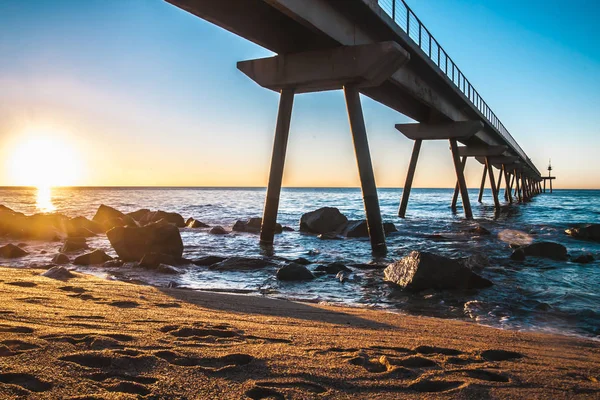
[0,0,598,188]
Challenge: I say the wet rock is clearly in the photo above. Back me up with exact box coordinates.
[317,232,343,240]
[276,263,315,281]
[460,254,490,271]
[384,251,493,291]
[572,254,594,264]
[51,253,70,264]
[92,205,137,231]
[468,225,491,235]
[137,262,180,274]
[342,220,398,238]
[127,209,151,221]
[210,257,276,271]
[60,237,88,253]
[107,222,183,262]
[282,226,294,232]
[0,244,28,258]
[424,234,451,241]
[510,249,526,261]
[300,207,348,234]
[517,241,568,261]
[139,252,186,268]
[139,210,185,227]
[102,259,124,268]
[565,224,600,242]
[192,256,227,266]
[509,243,522,249]
[349,262,387,270]
[42,266,74,280]
[66,216,103,237]
[292,257,311,265]
[314,262,351,274]
[209,226,228,235]
[73,249,113,265]
[232,217,282,234]
[186,218,209,228]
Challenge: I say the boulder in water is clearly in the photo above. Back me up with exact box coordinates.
[186,218,209,228]
[60,237,88,253]
[468,225,491,235]
[515,241,568,261]
[209,226,228,235]
[192,256,227,266]
[342,220,397,237]
[210,257,276,271]
[139,210,185,227]
[42,266,75,280]
[317,232,343,240]
[127,209,151,221]
[565,224,600,242]
[0,244,28,258]
[51,253,70,264]
[139,252,185,268]
[92,205,137,231]
[276,263,315,281]
[232,217,282,234]
[300,207,348,234]
[384,251,493,291]
[136,262,180,274]
[572,253,594,264]
[106,222,183,262]
[73,249,113,265]
[314,262,351,274]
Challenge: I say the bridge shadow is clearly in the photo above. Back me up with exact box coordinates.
[158,287,393,330]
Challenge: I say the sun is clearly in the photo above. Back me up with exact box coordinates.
[7,128,83,188]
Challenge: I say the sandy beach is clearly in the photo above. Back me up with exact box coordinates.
[0,266,598,399]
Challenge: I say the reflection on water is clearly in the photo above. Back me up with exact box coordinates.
[36,186,55,213]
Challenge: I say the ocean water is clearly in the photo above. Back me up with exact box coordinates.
[1,187,599,339]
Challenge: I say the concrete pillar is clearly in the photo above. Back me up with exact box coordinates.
[260,89,295,246]
[478,165,486,203]
[486,157,500,209]
[515,170,522,202]
[344,86,387,254]
[550,179,553,193]
[398,139,422,218]
[505,169,513,203]
[543,180,546,193]
[450,139,473,219]
[497,165,504,201]
[451,156,467,210]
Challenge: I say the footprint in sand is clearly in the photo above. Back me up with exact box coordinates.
[59,351,157,371]
[414,345,463,356]
[408,379,465,393]
[105,381,151,396]
[480,349,523,361]
[161,325,240,340]
[86,372,157,385]
[59,286,88,294]
[0,373,52,393]
[463,369,510,382]
[0,340,40,357]
[42,333,134,350]
[154,350,253,372]
[0,325,34,334]
[245,386,285,400]
[255,381,327,394]
[154,302,181,308]
[106,300,140,309]
[5,281,37,288]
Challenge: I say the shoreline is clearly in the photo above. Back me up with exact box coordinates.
[0,266,598,398]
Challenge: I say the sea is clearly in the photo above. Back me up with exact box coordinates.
[1,187,598,339]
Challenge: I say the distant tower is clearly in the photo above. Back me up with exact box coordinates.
[547,159,552,178]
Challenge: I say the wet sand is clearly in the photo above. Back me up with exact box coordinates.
[0,266,598,399]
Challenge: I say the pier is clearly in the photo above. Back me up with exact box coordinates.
[167,0,553,253]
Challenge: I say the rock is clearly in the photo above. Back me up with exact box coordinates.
[519,242,568,261]
[424,234,451,241]
[314,262,351,274]
[510,249,526,261]
[102,260,124,268]
[127,209,151,221]
[282,226,294,232]
[139,210,185,227]
[509,243,521,249]
[468,225,491,235]
[349,262,387,270]
[572,254,594,264]
[336,271,348,283]
[92,205,137,231]
[276,263,315,281]
[186,218,209,228]
[565,224,600,242]
[136,262,180,274]
[60,237,89,253]
[384,251,493,291]
[210,257,276,271]
[41,266,74,280]
[107,222,184,262]
[67,216,103,236]
[300,207,348,234]
[209,226,228,235]
[73,249,113,265]
[51,253,70,264]
[342,220,398,238]
[232,217,282,234]
[318,232,343,240]
[139,253,186,268]
[0,244,28,258]
[460,254,490,271]
[192,256,227,266]
[292,257,311,265]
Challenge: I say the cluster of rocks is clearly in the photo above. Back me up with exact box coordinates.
[509,241,594,264]
[565,224,600,243]
[299,207,397,240]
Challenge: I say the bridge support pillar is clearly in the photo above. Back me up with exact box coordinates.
[398,139,422,218]
[515,170,522,202]
[260,89,295,246]
[505,168,513,203]
[450,139,473,219]
[451,156,467,211]
[478,165,486,203]
[486,157,501,209]
[344,86,387,254]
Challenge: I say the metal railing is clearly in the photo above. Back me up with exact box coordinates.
[377,0,539,175]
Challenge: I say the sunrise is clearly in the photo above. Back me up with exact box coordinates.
[0,0,598,398]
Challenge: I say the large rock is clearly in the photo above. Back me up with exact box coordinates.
[66,216,103,236]
[73,249,113,265]
[209,226,228,235]
[300,207,348,234]
[51,253,70,264]
[572,253,594,264]
[139,253,186,268]
[210,257,276,271]
[106,222,184,262]
[384,251,493,291]
[513,242,568,261]
[127,209,151,221]
[60,237,88,253]
[42,266,75,280]
[276,263,315,281]
[92,205,137,232]
[139,211,185,227]
[565,224,600,242]
[342,220,398,238]
[186,218,209,228]
[232,217,282,234]
[0,244,28,258]
[314,262,351,274]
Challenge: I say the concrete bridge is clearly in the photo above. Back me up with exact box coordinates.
[167,0,548,254]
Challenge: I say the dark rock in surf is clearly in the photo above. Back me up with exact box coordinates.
[572,253,594,264]
[384,251,493,291]
[186,218,209,228]
[51,253,70,264]
[73,249,113,265]
[106,222,183,262]
[300,207,348,234]
[510,248,526,261]
[127,209,151,221]
[92,205,138,231]
[292,257,311,265]
[192,256,227,266]
[0,244,28,258]
[102,259,124,268]
[517,241,568,261]
[136,262,180,274]
[60,237,88,253]
[139,253,186,269]
[317,232,343,240]
[282,226,294,232]
[468,225,491,235]
[314,262,351,274]
[342,220,398,238]
[232,217,282,234]
[139,210,185,227]
[276,263,315,281]
[209,226,228,235]
[210,257,276,271]
[565,224,600,242]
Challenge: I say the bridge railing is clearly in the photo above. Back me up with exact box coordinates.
[377,0,538,175]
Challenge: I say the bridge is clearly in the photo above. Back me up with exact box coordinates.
[167,0,548,254]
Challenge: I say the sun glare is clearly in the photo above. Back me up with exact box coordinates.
[7,129,83,189]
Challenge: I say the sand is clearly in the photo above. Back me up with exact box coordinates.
[0,267,598,399]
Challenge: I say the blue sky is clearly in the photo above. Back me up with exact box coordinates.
[0,0,598,187]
